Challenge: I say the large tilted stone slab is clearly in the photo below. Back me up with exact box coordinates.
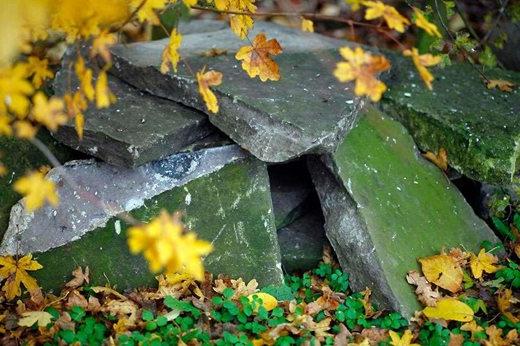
[0,132,82,239]
[53,65,215,167]
[309,108,500,318]
[109,21,363,162]
[0,145,283,291]
[382,57,520,185]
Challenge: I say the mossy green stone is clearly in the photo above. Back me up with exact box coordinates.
[320,108,500,317]
[0,132,80,238]
[382,58,520,185]
[32,157,283,292]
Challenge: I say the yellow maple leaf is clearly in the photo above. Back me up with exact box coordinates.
[247,292,278,312]
[18,310,53,327]
[301,18,314,32]
[128,210,213,280]
[0,113,12,136]
[26,56,54,88]
[403,48,441,90]
[235,33,283,82]
[413,8,441,37]
[91,30,118,63]
[31,92,68,132]
[95,70,116,108]
[423,147,448,171]
[160,29,182,74]
[13,170,59,211]
[486,79,515,92]
[423,297,474,322]
[197,68,223,114]
[0,254,42,301]
[334,46,390,102]
[216,0,257,39]
[0,63,33,117]
[364,1,410,33]
[130,0,167,25]
[346,0,363,11]
[75,57,95,101]
[418,253,463,293]
[64,91,87,139]
[469,249,500,279]
[497,289,519,323]
[13,120,37,139]
[389,330,420,346]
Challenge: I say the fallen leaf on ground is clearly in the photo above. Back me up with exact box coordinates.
[419,254,463,293]
[470,249,500,279]
[423,297,474,322]
[0,254,43,300]
[485,325,519,346]
[389,330,420,346]
[65,266,90,288]
[247,292,277,312]
[406,270,441,306]
[18,311,52,327]
[460,320,484,340]
[497,289,519,323]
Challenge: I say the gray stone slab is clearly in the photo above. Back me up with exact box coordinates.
[109,21,363,162]
[1,145,284,290]
[310,108,501,318]
[53,62,215,167]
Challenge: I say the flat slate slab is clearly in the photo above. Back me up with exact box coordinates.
[53,64,215,167]
[0,145,283,291]
[109,21,363,162]
[382,57,520,185]
[310,108,500,318]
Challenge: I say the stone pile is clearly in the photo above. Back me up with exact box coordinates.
[2,20,520,318]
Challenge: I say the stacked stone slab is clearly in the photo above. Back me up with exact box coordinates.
[1,20,515,318]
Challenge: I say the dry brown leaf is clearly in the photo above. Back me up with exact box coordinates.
[419,254,463,293]
[423,148,448,171]
[486,79,515,92]
[91,286,127,300]
[200,48,227,57]
[333,323,352,346]
[66,290,88,309]
[448,333,464,346]
[485,325,519,346]
[360,328,389,345]
[306,286,340,315]
[406,270,441,306]
[497,289,519,323]
[65,267,89,288]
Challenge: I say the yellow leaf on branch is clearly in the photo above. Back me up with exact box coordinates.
[363,1,410,33]
[18,310,53,327]
[91,30,118,63]
[389,330,420,346]
[0,63,33,118]
[418,253,463,293]
[130,0,167,25]
[413,8,441,38]
[26,56,54,89]
[236,33,283,82]
[13,120,37,139]
[160,29,182,74]
[31,92,68,132]
[423,297,474,322]
[128,210,213,281]
[334,46,390,102]
[301,18,314,32]
[196,68,223,114]
[469,249,500,279]
[75,57,95,101]
[403,48,441,90]
[215,0,257,39]
[95,70,116,108]
[346,0,363,11]
[0,254,43,301]
[13,170,59,211]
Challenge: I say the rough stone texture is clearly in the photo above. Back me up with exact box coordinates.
[269,161,313,229]
[109,21,363,162]
[0,145,283,290]
[0,131,82,238]
[382,56,520,185]
[310,108,501,318]
[53,64,215,167]
[278,207,326,273]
